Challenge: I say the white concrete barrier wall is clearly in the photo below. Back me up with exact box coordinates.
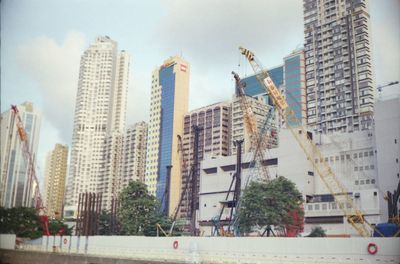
[7,235,400,263]
[84,236,399,263]
[0,234,16,250]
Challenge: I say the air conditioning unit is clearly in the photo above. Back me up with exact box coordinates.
[354,192,360,198]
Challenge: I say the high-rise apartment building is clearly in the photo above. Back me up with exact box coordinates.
[65,36,129,208]
[0,102,41,208]
[44,144,68,219]
[231,96,275,154]
[145,56,189,214]
[179,102,231,217]
[97,122,147,210]
[120,121,148,187]
[303,0,374,134]
[99,132,123,209]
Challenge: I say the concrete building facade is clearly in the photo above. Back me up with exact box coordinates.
[374,94,400,223]
[178,102,231,218]
[303,0,375,133]
[44,144,68,219]
[145,56,189,214]
[120,121,148,187]
[231,96,275,154]
[66,36,129,208]
[0,102,42,208]
[199,129,384,236]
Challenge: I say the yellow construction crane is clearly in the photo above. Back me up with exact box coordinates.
[239,46,374,237]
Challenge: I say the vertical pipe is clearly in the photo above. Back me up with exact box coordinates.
[191,125,200,236]
[83,192,89,236]
[76,193,82,236]
[165,165,173,215]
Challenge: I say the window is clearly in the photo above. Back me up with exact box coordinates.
[355,180,359,185]
[354,166,358,171]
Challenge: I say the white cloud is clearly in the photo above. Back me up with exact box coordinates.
[16,31,86,143]
[156,0,304,110]
[370,0,400,87]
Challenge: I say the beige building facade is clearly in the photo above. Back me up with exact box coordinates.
[44,144,68,219]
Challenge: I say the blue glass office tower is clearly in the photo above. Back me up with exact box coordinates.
[243,66,284,106]
[145,56,189,215]
[284,49,306,126]
[241,51,306,127]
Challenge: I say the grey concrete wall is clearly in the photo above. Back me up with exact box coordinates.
[0,249,180,264]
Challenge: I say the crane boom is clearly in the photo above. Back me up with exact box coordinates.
[239,47,372,237]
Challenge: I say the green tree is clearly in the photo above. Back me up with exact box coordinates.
[307,226,326,237]
[0,207,42,239]
[238,176,304,235]
[118,180,171,236]
[98,210,112,235]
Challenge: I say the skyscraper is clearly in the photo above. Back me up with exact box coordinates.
[303,0,374,134]
[65,36,129,208]
[145,56,189,214]
[44,144,68,219]
[0,102,41,208]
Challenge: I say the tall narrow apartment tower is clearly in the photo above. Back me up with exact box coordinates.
[145,56,189,215]
[65,36,129,208]
[303,0,374,133]
[44,144,68,219]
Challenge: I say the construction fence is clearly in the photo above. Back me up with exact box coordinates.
[1,234,399,263]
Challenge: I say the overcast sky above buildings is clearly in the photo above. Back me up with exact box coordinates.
[1,0,399,176]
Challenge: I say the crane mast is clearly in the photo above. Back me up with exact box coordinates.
[239,47,372,237]
[232,72,270,181]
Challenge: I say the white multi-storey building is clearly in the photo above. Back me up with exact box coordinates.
[65,36,129,208]
[304,0,375,133]
[0,102,41,208]
[120,121,148,187]
[374,93,400,223]
[199,128,386,236]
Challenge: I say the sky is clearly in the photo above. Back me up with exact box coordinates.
[1,0,399,182]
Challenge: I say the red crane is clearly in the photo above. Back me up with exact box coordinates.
[10,105,50,236]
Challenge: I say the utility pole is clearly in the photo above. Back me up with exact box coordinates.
[190,125,201,236]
